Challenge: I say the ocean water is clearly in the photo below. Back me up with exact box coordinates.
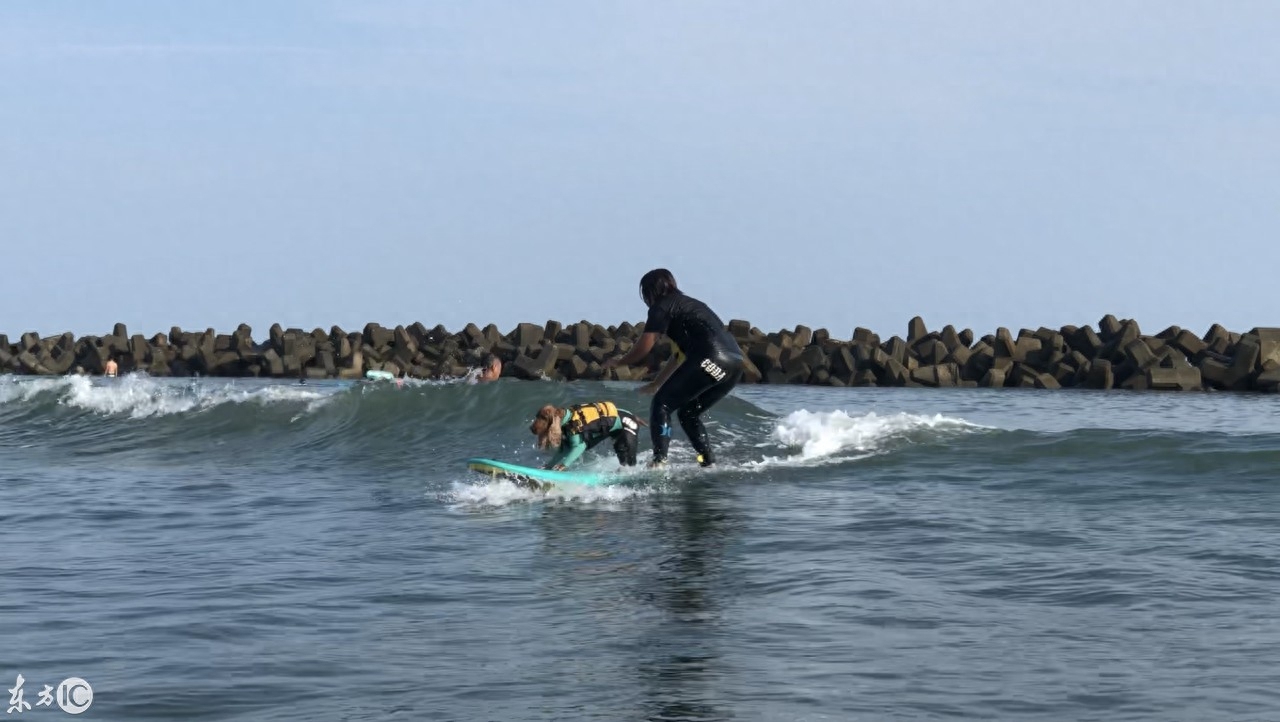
[2,374,1279,721]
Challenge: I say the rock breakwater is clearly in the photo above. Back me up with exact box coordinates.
[2,316,1277,392]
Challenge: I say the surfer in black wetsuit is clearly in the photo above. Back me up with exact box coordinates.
[603,268,744,468]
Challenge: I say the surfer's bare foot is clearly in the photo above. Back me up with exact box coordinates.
[646,458,667,469]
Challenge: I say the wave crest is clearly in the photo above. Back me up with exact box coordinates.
[757,409,988,465]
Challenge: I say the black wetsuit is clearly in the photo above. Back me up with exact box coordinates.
[644,291,744,466]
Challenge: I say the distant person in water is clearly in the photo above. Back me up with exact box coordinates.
[475,353,502,383]
[530,401,644,470]
[104,356,118,378]
[364,369,405,388]
[603,268,744,468]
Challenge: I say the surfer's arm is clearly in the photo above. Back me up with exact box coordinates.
[640,353,682,394]
[547,435,587,469]
[545,447,565,468]
[604,332,658,369]
[545,435,586,468]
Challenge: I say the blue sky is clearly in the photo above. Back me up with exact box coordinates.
[2,1,1278,342]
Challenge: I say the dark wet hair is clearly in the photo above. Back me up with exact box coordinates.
[639,268,679,306]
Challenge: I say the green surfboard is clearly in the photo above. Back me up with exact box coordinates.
[466,457,619,488]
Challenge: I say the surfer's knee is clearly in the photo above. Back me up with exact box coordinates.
[676,404,702,425]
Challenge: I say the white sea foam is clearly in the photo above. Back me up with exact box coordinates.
[63,374,199,417]
[444,475,652,510]
[746,408,988,467]
[0,373,335,419]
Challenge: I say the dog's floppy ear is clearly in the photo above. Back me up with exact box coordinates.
[531,404,556,428]
[531,405,562,448]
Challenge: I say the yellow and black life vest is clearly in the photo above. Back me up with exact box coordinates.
[565,401,619,437]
